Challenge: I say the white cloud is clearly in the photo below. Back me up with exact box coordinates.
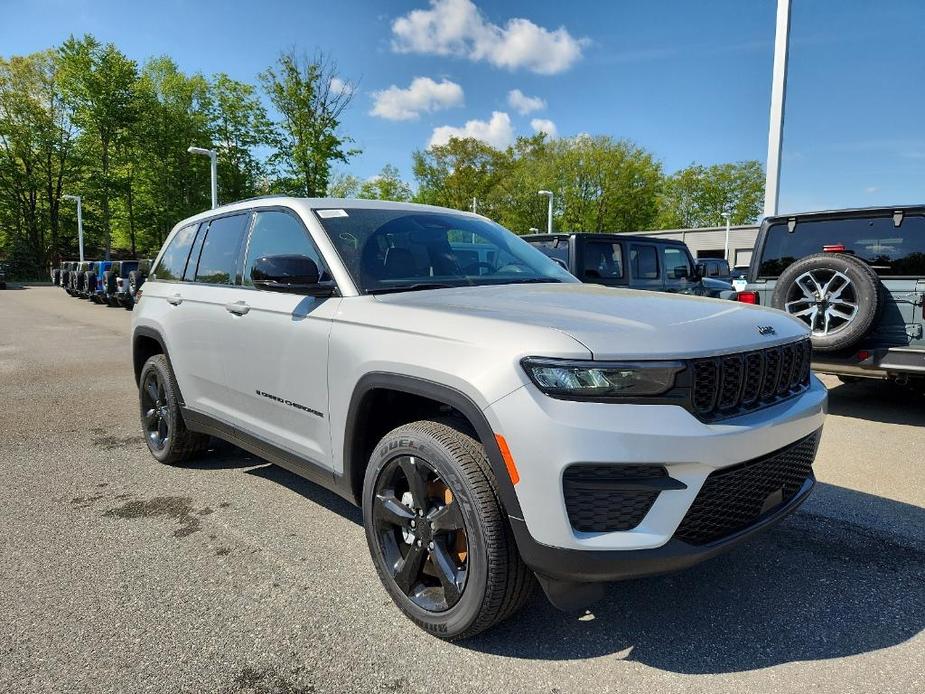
[370,77,464,121]
[429,111,515,149]
[530,118,558,139]
[329,77,353,96]
[507,89,545,115]
[864,186,880,194]
[392,0,587,75]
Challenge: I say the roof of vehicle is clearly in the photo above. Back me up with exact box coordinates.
[762,204,925,226]
[520,232,687,246]
[172,196,486,232]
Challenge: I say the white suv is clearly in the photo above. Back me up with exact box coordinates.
[132,197,827,639]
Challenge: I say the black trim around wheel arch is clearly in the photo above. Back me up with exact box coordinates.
[343,372,525,519]
[511,474,815,584]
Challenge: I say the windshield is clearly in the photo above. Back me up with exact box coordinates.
[313,208,577,294]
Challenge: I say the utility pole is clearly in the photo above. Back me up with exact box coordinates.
[764,0,791,217]
[62,195,84,262]
[188,146,218,209]
[471,197,477,214]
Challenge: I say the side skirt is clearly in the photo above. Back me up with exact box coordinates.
[181,407,356,505]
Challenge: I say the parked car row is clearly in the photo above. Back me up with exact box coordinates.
[53,258,152,309]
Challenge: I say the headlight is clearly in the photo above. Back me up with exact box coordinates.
[521,358,684,398]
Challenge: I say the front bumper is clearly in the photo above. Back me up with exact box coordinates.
[485,374,827,557]
[511,474,814,583]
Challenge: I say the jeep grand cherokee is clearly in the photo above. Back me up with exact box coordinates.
[132,197,827,639]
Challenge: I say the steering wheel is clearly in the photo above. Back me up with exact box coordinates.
[462,261,495,275]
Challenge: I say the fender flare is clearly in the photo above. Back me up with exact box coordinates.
[131,326,186,406]
[343,372,524,519]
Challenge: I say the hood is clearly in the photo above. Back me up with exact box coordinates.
[375,283,808,360]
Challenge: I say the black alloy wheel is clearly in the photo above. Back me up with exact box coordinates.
[372,454,469,612]
[141,369,170,452]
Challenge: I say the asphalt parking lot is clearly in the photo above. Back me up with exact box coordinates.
[1,285,923,694]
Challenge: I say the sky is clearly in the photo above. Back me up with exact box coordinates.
[1,0,923,214]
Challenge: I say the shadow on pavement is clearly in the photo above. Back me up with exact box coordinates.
[245,463,362,524]
[825,378,925,426]
[462,483,924,673]
[222,457,924,674]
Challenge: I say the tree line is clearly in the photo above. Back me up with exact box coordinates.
[0,35,764,279]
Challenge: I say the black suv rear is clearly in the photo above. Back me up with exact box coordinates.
[744,206,925,384]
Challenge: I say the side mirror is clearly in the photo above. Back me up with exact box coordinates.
[694,263,706,279]
[251,255,335,296]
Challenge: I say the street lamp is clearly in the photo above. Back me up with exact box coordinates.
[187,146,218,209]
[721,211,732,263]
[538,190,553,234]
[61,194,84,262]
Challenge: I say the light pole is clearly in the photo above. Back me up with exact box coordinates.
[188,146,218,209]
[61,194,84,262]
[721,211,732,264]
[538,190,553,234]
[764,0,791,217]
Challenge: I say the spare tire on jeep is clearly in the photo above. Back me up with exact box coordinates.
[771,252,883,352]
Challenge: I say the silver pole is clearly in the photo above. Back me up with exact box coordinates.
[76,197,84,262]
[547,194,553,233]
[722,212,731,263]
[764,0,791,217]
[209,150,218,209]
[188,146,219,209]
[538,190,554,233]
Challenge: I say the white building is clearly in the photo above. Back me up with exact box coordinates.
[631,224,760,269]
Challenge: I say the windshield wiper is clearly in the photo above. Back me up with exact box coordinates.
[493,277,561,285]
[367,282,459,295]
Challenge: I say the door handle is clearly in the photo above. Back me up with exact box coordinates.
[166,293,183,306]
[225,301,250,316]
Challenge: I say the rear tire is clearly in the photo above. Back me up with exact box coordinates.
[138,354,209,465]
[362,419,533,640]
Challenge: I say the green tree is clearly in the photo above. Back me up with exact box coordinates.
[552,135,662,233]
[412,137,508,213]
[358,164,412,202]
[326,171,361,198]
[260,50,358,196]
[0,51,76,275]
[58,35,139,258]
[657,160,764,228]
[208,73,274,201]
[130,56,212,251]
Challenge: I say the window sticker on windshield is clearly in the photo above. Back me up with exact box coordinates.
[317,209,349,218]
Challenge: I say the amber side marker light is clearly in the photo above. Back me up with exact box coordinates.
[494,434,520,485]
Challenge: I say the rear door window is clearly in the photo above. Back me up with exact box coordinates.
[193,213,250,284]
[153,224,198,281]
[582,241,624,281]
[759,215,925,277]
[630,244,660,279]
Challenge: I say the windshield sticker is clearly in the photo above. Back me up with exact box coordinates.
[317,209,349,218]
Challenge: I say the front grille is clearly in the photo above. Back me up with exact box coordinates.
[563,465,666,533]
[674,431,820,545]
[690,339,811,421]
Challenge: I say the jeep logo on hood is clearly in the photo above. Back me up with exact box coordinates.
[757,325,777,336]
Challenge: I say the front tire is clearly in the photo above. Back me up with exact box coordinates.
[362,419,533,640]
[138,354,209,464]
